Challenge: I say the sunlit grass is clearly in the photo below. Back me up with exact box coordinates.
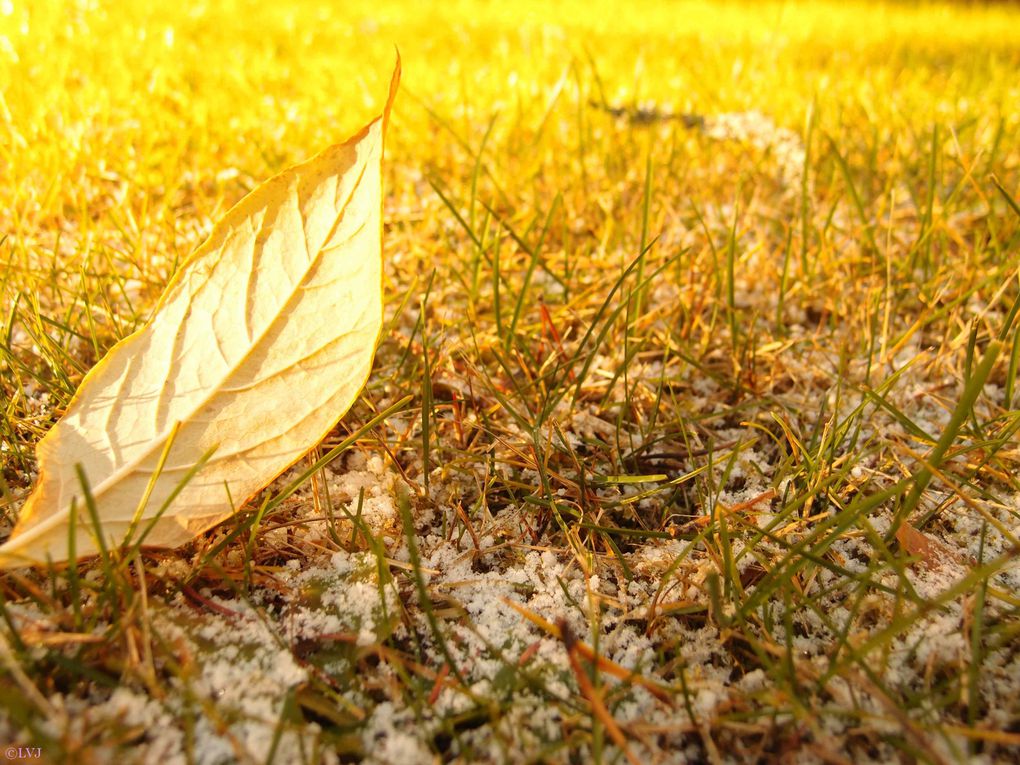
[1,0,1019,762]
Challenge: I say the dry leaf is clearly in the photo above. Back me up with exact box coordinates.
[0,61,401,568]
[895,520,959,570]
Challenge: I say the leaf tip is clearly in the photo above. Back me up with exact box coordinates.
[384,50,402,133]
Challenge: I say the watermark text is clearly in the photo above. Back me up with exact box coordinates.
[4,747,43,761]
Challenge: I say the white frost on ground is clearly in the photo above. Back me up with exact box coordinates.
[2,252,1018,762]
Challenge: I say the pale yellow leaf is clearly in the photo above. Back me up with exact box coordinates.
[0,61,401,568]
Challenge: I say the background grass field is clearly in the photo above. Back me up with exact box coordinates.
[2,1,1020,762]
